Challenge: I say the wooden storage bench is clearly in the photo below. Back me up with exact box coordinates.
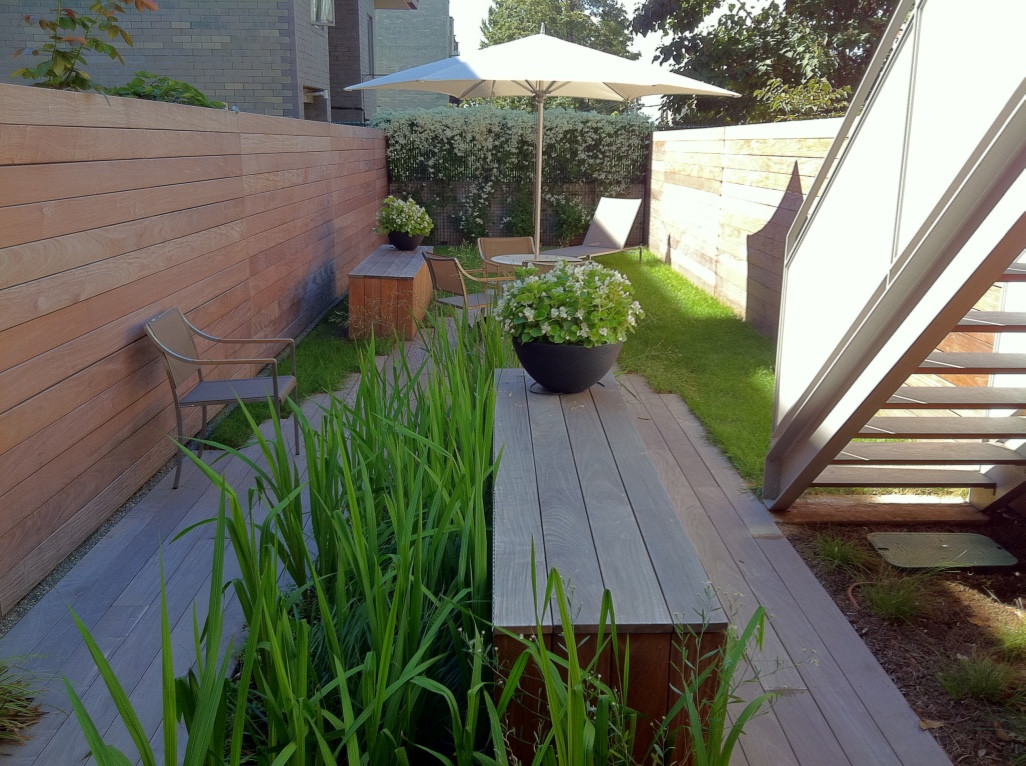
[492,368,726,761]
[347,245,433,340]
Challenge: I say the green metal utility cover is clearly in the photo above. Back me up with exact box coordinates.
[867,532,1018,569]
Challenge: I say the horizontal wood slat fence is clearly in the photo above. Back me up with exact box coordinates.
[0,84,386,616]
[649,118,843,336]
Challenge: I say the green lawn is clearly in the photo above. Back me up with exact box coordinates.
[602,250,777,490]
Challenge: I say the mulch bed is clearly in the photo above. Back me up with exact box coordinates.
[780,506,1026,765]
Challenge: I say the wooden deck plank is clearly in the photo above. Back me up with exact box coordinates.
[526,382,607,630]
[562,385,671,630]
[590,379,726,630]
[621,375,951,766]
[492,369,549,632]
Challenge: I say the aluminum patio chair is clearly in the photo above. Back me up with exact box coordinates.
[477,236,536,275]
[423,252,513,318]
[144,307,299,488]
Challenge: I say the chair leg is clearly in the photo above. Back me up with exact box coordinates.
[292,397,300,455]
[197,405,207,458]
[173,404,185,490]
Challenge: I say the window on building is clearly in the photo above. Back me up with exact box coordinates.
[312,0,334,26]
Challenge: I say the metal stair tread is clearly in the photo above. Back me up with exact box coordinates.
[954,311,1026,331]
[813,466,995,488]
[1001,263,1026,281]
[835,441,1023,464]
[861,416,1026,438]
[918,352,1026,373]
[888,386,1026,408]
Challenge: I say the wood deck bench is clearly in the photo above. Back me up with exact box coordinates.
[492,367,727,760]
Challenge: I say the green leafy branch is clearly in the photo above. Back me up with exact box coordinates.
[12,0,159,91]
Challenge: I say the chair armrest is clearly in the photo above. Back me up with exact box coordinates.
[467,274,515,285]
[192,334,297,377]
[158,345,282,376]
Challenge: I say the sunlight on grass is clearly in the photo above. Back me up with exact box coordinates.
[603,251,776,489]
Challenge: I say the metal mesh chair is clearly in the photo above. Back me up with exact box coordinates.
[423,253,513,317]
[144,308,299,488]
[477,236,536,275]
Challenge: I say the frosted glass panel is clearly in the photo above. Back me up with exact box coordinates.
[898,1,1026,254]
[776,37,914,413]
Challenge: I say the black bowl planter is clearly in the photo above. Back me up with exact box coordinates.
[388,231,425,251]
[513,339,623,394]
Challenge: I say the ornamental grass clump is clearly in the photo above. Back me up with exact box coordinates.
[373,195,433,236]
[495,260,644,347]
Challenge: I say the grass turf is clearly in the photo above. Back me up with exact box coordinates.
[602,250,776,489]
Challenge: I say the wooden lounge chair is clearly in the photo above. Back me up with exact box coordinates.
[477,236,536,276]
[544,197,643,260]
[144,308,299,488]
[423,252,513,318]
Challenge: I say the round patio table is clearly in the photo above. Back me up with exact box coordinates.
[491,253,580,266]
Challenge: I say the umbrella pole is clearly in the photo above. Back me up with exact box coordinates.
[533,93,544,257]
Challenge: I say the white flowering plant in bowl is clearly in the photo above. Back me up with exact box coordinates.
[495,260,644,348]
[374,195,433,236]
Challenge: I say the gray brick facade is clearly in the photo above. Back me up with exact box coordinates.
[329,0,377,122]
[1,0,332,119]
[0,0,453,122]
[372,0,454,114]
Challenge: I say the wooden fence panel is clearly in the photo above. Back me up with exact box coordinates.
[649,119,842,337]
[0,83,386,615]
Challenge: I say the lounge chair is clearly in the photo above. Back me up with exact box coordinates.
[144,308,299,488]
[544,197,643,260]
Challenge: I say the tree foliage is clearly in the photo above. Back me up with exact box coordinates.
[632,0,897,125]
[479,0,639,113]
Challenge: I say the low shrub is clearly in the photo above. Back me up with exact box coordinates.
[938,653,1017,703]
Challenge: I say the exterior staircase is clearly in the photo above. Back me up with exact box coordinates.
[762,0,1026,514]
[810,263,1026,511]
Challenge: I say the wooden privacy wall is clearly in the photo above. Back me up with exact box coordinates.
[649,118,842,337]
[0,84,386,616]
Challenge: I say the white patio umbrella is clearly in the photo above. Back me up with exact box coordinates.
[347,32,737,255]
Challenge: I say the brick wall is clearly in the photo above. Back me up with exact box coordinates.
[649,118,842,337]
[330,0,377,122]
[2,1,306,117]
[294,0,331,119]
[373,0,453,115]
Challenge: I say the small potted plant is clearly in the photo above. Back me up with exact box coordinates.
[375,195,433,251]
[495,260,644,393]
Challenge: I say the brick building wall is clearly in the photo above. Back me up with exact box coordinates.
[373,0,454,114]
[1,0,318,118]
[330,0,377,122]
[293,0,331,120]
